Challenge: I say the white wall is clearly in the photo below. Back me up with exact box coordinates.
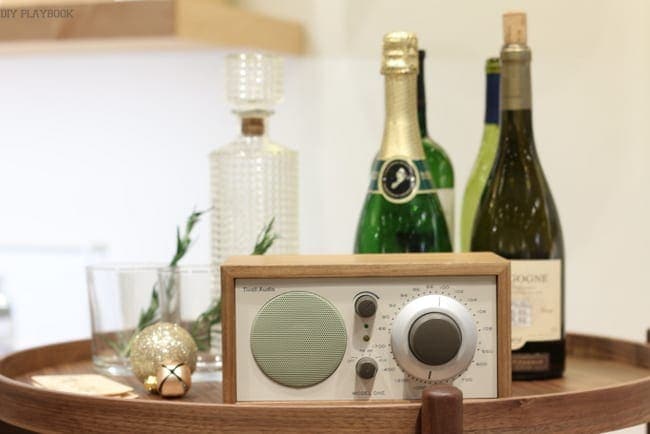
[0,1,647,430]
[242,0,650,347]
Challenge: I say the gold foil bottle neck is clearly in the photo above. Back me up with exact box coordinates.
[381,31,419,74]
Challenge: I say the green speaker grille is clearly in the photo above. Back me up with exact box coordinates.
[250,291,347,388]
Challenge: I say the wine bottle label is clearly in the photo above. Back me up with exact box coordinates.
[435,188,454,245]
[511,353,550,372]
[510,259,562,350]
[370,158,433,204]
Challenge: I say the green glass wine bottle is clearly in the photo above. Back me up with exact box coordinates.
[355,32,451,254]
[460,58,500,252]
[471,12,565,380]
[418,50,455,247]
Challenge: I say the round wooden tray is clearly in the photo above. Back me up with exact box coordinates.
[0,333,648,433]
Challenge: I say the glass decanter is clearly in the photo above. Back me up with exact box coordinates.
[210,53,299,284]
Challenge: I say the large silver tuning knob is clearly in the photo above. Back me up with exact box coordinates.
[391,294,477,382]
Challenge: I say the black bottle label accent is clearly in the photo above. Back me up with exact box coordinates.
[370,158,433,204]
[512,353,550,372]
[382,159,416,199]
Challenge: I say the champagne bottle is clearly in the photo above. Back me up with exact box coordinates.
[460,58,501,252]
[471,12,565,380]
[355,32,451,253]
[417,50,455,246]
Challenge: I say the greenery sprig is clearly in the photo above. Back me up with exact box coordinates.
[252,217,278,255]
[191,218,278,350]
[136,208,209,334]
[170,209,206,268]
[107,209,209,358]
[108,209,278,357]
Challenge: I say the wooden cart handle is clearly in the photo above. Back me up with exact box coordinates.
[420,385,463,434]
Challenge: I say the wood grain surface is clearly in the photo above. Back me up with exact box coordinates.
[0,0,305,54]
[0,333,648,433]
[420,386,463,434]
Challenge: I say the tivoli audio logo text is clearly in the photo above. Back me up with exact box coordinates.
[0,8,74,19]
[242,286,276,293]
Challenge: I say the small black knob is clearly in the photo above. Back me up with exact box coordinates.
[408,313,462,366]
[355,294,377,318]
[356,357,378,379]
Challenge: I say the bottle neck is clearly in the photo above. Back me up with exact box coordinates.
[499,109,535,153]
[379,73,424,160]
[500,45,532,111]
[484,71,500,125]
[238,111,270,137]
[417,56,428,137]
[498,45,536,154]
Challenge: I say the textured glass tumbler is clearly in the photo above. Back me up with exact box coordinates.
[87,264,162,376]
[159,265,221,382]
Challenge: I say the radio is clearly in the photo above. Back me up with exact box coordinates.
[221,253,511,403]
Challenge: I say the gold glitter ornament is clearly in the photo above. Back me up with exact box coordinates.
[130,322,198,382]
[157,361,192,398]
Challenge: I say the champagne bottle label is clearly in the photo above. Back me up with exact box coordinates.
[370,158,433,204]
[435,188,454,244]
[510,259,562,350]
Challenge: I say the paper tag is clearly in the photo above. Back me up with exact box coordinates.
[32,374,134,396]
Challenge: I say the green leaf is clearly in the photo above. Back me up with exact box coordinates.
[190,299,221,351]
[108,211,278,358]
[252,217,278,255]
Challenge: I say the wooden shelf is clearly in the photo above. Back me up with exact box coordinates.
[0,0,305,54]
[0,333,648,433]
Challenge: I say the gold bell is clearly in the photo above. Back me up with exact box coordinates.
[143,375,159,394]
[156,361,192,398]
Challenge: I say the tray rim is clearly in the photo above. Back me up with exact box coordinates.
[0,333,648,433]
